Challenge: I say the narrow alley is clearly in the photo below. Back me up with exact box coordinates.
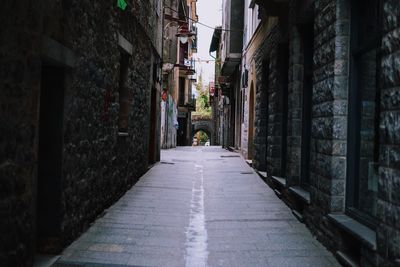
[2,0,400,266]
[54,147,339,267]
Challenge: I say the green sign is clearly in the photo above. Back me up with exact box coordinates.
[117,0,127,10]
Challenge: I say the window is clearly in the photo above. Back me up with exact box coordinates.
[179,42,188,66]
[37,64,65,243]
[278,45,289,177]
[347,0,382,227]
[251,5,260,33]
[179,77,185,106]
[243,25,247,47]
[241,89,245,124]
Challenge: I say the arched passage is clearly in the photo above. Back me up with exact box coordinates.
[192,129,211,146]
[192,119,214,145]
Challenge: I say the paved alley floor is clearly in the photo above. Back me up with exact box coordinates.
[56,146,340,267]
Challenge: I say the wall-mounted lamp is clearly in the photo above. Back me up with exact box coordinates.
[180,36,189,44]
[176,24,195,44]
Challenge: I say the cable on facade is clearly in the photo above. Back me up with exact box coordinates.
[163,5,243,33]
[195,59,216,62]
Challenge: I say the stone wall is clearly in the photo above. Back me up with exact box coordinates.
[0,0,161,265]
[378,0,400,265]
[285,1,303,185]
[301,0,349,254]
[266,45,286,176]
[0,2,45,265]
[252,48,267,169]
[253,0,399,266]
[309,0,347,214]
[253,22,283,174]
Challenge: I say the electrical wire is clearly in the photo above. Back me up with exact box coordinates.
[164,5,243,33]
[195,59,217,63]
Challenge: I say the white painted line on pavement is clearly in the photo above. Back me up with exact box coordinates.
[185,164,209,267]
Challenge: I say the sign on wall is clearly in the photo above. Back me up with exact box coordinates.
[117,0,127,10]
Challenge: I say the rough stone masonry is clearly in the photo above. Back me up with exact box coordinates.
[0,0,162,265]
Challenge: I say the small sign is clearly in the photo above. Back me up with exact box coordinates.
[184,59,191,67]
[117,0,127,10]
[161,91,168,102]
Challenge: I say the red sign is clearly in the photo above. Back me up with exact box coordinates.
[161,90,168,102]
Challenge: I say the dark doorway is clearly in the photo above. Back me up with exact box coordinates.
[248,83,255,159]
[179,77,185,106]
[177,117,187,146]
[278,44,289,178]
[36,65,65,252]
[229,88,236,148]
[300,22,314,187]
[148,87,158,164]
[263,59,270,170]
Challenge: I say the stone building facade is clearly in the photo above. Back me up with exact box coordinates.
[217,0,244,149]
[210,27,222,146]
[0,0,162,265]
[241,0,400,266]
[161,0,181,149]
[161,0,198,148]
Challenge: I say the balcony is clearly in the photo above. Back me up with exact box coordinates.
[221,0,244,76]
[175,58,196,75]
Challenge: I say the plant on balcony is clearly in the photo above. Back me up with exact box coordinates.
[192,74,212,119]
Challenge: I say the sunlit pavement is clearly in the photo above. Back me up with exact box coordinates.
[55,146,340,267]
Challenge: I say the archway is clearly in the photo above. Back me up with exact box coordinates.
[192,119,214,145]
[192,129,211,146]
[248,82,255,159]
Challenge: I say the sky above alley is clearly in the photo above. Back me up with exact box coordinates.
[194,0,223,85]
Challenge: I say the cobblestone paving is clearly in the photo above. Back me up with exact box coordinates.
[56,147,341,267]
